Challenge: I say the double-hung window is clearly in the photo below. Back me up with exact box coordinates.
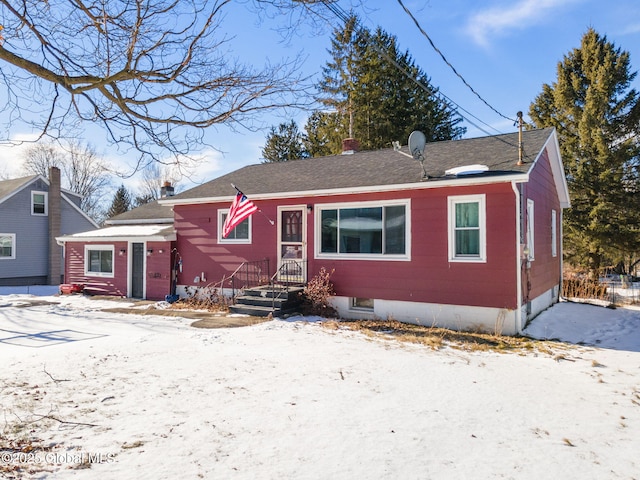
[217,210,251,243]
[31,191,48,216]
[551,209,557,258]
[526,199,535,261]
[317,200,409,260]
[85,245,114,277]
[0,234,16,259]
[448,194,486,262]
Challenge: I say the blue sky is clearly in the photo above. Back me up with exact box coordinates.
[195,0,640,184]
[2,0,640,190]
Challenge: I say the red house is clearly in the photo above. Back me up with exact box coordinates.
[59,128,570,335]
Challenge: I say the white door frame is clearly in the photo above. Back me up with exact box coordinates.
[277,205,307,283]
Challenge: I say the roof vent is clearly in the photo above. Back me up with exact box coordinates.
[341,138,360,155]
[445,164,489,176]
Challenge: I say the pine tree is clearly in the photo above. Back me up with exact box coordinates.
[529,28,640,276]
[303,111,345,158]
[261,120,309,162]
[107,184,132,219]
[307,15,465,155]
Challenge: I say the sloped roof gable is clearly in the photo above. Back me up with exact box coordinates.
[0,175,39,205]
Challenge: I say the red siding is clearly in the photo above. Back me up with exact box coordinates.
[63,240,173,300]
[522,148,562,302]
[174,183,520,310]
[309,185,518,309]
[145,241,174,300]
[174,203,274,287]
[64,241,128,296]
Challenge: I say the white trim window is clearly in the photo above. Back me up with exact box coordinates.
[316,199,410,260]
[84,245,114,277]
[448,194,486,262]
[0,233,16,259]
[551,209,557,258]
[31,191,48,216]
[217,209,252,243]
[351,297,374,311]
[526,199,535,261]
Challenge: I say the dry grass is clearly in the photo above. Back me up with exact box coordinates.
[167,297,229,313]
[324,319,559,354]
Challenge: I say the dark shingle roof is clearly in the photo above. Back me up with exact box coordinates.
[106,199,173,224]
[166,128,555,201]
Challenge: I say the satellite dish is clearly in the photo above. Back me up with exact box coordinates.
[407,131,428,179]
[408,131,426,160]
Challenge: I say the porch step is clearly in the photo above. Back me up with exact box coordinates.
[229,285,304,317]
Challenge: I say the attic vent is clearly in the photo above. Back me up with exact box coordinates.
[445,164,489,176]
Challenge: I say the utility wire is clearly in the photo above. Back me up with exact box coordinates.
[320,1,519,144]
[396,0,517,124]
[375,43,505,137]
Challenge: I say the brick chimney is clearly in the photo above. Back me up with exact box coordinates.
[341,138,360,155]
[160,181,175,198]
[48,166,62,285]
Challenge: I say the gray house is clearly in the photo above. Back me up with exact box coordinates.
[0,167,98,286]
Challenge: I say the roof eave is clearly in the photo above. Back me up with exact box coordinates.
[105,218,174,225]
[159,173,530,206]
[0,175,40,206]
[57,232,176,244]
[529,129,570,208]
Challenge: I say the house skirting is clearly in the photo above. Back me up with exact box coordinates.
[0,276,50,287]
[332,284,560,336]
[174,283,560,337]
[523,284,560,328]
[331,297,519,335]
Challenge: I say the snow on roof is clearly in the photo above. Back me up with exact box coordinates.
[57,224,176,242]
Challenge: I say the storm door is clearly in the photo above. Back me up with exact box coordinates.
[277,207,307,283]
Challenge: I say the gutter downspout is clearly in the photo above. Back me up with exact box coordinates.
[512,181,523,334]
[559,209,564,301]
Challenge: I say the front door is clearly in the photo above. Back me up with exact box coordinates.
[131,242,145,298]
[277,206,306,283]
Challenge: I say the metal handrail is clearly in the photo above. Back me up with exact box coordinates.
[228,258,270,300]
[269,260,307,310]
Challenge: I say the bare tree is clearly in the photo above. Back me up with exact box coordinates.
[134,162,181,206]
[21,140,111,221]
[20,143,64,176]
[0,0,326,170]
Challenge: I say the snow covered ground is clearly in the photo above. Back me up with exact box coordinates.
[1,291,639,479]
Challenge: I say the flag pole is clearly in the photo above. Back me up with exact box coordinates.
[230,184,274,225]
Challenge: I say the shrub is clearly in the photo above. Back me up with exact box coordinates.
[300,267,338,317]
[174,285,230,312]
[562,277,608,300]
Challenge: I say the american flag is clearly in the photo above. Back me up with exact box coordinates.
[222,189,258,238]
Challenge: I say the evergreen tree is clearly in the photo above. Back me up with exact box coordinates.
[307,15,465,155]
[529,28,640,276]
[303,111,345,158]
[133,193,155,207]
[261,120,309,162]
[107,184,132,219]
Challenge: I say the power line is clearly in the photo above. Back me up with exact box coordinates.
[373,41,505,137]
[395,0,517,124]
[320,1,515,142]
